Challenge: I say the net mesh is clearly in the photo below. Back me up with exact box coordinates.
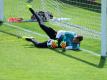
[3,0,102,54]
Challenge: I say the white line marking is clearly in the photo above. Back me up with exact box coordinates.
[4,23,48,38]
[81,48,100,56]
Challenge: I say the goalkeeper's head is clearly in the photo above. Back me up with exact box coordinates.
[47,39,58,48]
[73,35,83,43]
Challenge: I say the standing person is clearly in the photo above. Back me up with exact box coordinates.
[25,7,83,50]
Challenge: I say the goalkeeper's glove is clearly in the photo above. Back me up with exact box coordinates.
[60,41,66,49]
[51,40,58,48]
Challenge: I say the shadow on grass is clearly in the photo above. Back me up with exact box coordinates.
[98,56,107,68]
[50,48,102,68]
[23,46,106,68]
[0,30,21,38]
[58,0,101,13]
[23,44,35,48]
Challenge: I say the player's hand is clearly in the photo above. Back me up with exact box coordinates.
[51,40,58,48]
[60,41,66,49]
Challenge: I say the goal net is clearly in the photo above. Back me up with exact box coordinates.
[0,0,107,67]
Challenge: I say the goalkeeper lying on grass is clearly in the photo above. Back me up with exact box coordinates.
[25,7,83,50]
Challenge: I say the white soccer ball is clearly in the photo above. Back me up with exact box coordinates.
[47,39,58,48]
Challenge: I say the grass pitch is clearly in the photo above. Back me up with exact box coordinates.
[0,0,107,80]
[0,25,107,80]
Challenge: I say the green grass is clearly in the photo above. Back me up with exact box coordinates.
[0,27,107,80]
[0,0,107,80]
[0,25,107,80]
[96,0,101,3]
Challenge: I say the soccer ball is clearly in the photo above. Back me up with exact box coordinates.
[47,39,58,48]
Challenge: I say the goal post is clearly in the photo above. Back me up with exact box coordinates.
[101,0,107,57]
[98,0,107,68]
[0,0,4,21]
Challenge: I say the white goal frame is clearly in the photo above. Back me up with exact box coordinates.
[101,0,107,57]
[0,0,4,21]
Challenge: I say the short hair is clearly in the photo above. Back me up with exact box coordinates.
[76,35,83,41]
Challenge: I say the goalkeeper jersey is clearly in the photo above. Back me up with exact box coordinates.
[56,30,80,50]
